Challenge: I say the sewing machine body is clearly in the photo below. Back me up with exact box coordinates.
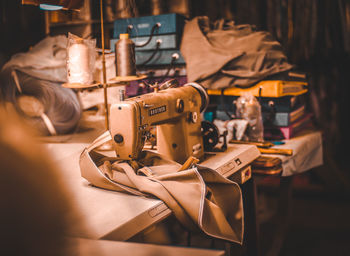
[110,84,207,163]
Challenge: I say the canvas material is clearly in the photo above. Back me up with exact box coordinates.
[79,131,244,244]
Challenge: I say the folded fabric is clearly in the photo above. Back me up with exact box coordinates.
[80,131,244,244]
[180,16,293,89]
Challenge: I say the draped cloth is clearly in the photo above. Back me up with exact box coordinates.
[79,131,244,244]
[180,16,293,89]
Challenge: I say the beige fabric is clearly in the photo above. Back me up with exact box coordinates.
[180,16,293,89]
[79,134,244,244]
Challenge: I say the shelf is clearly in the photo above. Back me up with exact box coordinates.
[49,19,102,27]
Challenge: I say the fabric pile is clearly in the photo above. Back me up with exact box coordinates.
[80,132,245,244]
[181,16,293,89]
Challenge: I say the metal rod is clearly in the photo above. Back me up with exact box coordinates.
[100,0,109,130]
[44,11,50,36]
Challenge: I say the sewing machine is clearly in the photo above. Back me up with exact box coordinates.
[109,82,209,164]
[73,81,261,244]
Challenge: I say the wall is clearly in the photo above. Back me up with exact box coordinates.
[0,0,45,67]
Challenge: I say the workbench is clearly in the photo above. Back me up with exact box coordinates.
[42,127,322,255]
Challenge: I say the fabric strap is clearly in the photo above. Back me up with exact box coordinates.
[79,131,244,244]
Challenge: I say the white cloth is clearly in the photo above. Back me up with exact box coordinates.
[265,131,323,176]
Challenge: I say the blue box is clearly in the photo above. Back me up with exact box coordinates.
[113,13,186,39]
[111,34,179,52]
[135,50,185,66]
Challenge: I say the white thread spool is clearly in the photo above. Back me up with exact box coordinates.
[67,40,92,85]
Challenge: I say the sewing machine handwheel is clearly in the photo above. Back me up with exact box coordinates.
[201,121,219,152]
[185,82,209,112]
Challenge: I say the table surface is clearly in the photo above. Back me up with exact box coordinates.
[263,129,323,176]
[43,128,260,241]
[67,238,225,256]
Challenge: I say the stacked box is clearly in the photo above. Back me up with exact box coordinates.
[112,13,186,67]
[206,70,312,140]
[112,13,188,96]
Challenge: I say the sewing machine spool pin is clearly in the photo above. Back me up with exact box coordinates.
[119,89,126,101]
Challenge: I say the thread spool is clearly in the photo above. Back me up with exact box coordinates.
[0,68,82,136]
[115,33,136,77]
[67,38,92,85]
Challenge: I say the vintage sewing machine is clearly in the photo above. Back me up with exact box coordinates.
[109,81,209,164]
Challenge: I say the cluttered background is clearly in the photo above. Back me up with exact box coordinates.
[0,1,350,254]
[1,0,349,192]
